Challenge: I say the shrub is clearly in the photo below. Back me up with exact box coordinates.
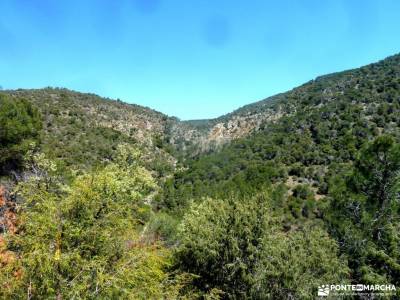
[175,192,349,298]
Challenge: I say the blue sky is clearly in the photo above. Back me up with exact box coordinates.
[1,1,400,120]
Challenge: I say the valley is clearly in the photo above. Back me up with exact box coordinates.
[1,53,400,299]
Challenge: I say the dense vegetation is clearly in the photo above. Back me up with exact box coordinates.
[1,54,400,298]
[161,54,400,211]
[327,135,400,285]
[159,54,400,297]
[0,94,42,174]
[175,193,349,298]
[0,146,192,299]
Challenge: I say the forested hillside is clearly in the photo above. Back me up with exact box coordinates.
[163,54,400,207]
[1,54,400,298]
[2,89,179,174]
[161,53,400,297]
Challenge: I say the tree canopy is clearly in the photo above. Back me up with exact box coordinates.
[327,135,400,288]
[175,193,349,299]
[0,94,42,173]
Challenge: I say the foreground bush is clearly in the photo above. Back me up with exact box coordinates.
[175,193,349,299]
[327,135,400,289]
[0,147,187,299]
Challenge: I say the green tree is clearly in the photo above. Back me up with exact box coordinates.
[327,135,400,287]
[0,94,42,173]
[176,192,349,299]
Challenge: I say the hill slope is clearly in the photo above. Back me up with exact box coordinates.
[162,53,400,208]
[179,54,400,153]
[3,54,400,173]
[0,86,285,168]
[3,88,183,171]
[3,54,400,170]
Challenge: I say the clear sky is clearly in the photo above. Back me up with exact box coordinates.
[1,0,400,120]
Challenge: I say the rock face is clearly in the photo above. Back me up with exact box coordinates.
[177,96,286,153]
[206,109,283,144]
